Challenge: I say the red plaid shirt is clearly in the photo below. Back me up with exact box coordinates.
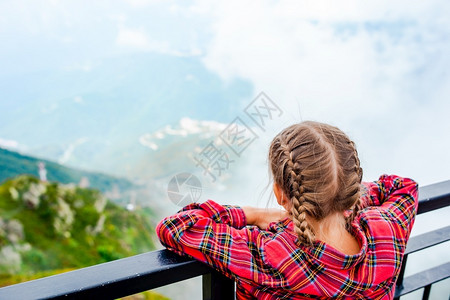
[157,175,418,299]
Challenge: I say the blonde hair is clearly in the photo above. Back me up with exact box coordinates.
[268,121,363,246]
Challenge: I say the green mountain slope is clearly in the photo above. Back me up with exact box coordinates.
[0,148,134,195]
[0,175,155,276]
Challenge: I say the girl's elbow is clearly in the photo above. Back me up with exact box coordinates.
[156,212,199,246]
[155,217,175,244]
[402,177,418,190]
[406,179,419,201]
[155,217,165,237]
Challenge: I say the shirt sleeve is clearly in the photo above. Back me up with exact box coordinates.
[361,174,419,236]
[156,200,277,284]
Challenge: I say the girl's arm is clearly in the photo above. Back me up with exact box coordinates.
[362,175,419,235]
[156,200,288,285]
[242,206,290,230]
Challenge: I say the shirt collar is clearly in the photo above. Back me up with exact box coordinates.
[284,220,368,269]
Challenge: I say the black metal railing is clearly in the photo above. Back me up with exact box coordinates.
[394,180,450,300]
[0,180,449,300]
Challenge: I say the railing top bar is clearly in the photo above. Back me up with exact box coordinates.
[394,262,450,297]
[417,180,450,214]
[405,225,450,255]
[0,250,210,300]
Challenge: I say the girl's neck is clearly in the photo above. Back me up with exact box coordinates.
[308,213,361,255]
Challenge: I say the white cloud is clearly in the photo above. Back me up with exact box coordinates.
[63,62,93,72]
[41,103,59,114]
[73,96,84,104]
[58,137,88,164]
[0,138,19,150]
[124,0,165,8]
[139,134,159,150]
[116,27,153,49]
[185,74,197,83]
[139,117,228,151]
[190,0,450,185]
[115,27,201,56]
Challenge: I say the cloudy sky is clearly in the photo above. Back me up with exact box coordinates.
[1,0,449,187]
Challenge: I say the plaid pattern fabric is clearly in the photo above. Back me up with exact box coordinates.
[157,175,418,299]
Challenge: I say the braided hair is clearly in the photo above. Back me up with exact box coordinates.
[268,121,363,246]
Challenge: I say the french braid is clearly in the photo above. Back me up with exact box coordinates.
[285,148,315,245]
[345,140,363,229]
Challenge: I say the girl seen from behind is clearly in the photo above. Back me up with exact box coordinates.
[157,121,418,299]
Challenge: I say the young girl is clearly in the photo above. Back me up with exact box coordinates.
[157,121,418,299]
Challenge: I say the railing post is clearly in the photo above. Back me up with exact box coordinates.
[422,284,431,300]
[202,270,235,300]
[394,253,408,300]
[397,254,408,286]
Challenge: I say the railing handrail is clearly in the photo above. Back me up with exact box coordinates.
[0,250,212,300]
[0,180,449,300]
[415,179,450,214]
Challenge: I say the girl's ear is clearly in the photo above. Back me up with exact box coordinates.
[274,183,292,211]
[273,183,285,206]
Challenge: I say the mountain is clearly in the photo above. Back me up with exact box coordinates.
[134,117,227,180]
[0,147,134,198]
[0,147,185,218]
[127,116,273,212]
[0,53,252,178]
[0,175,158,289]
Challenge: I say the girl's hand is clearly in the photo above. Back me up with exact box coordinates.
[242,207,291,230]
